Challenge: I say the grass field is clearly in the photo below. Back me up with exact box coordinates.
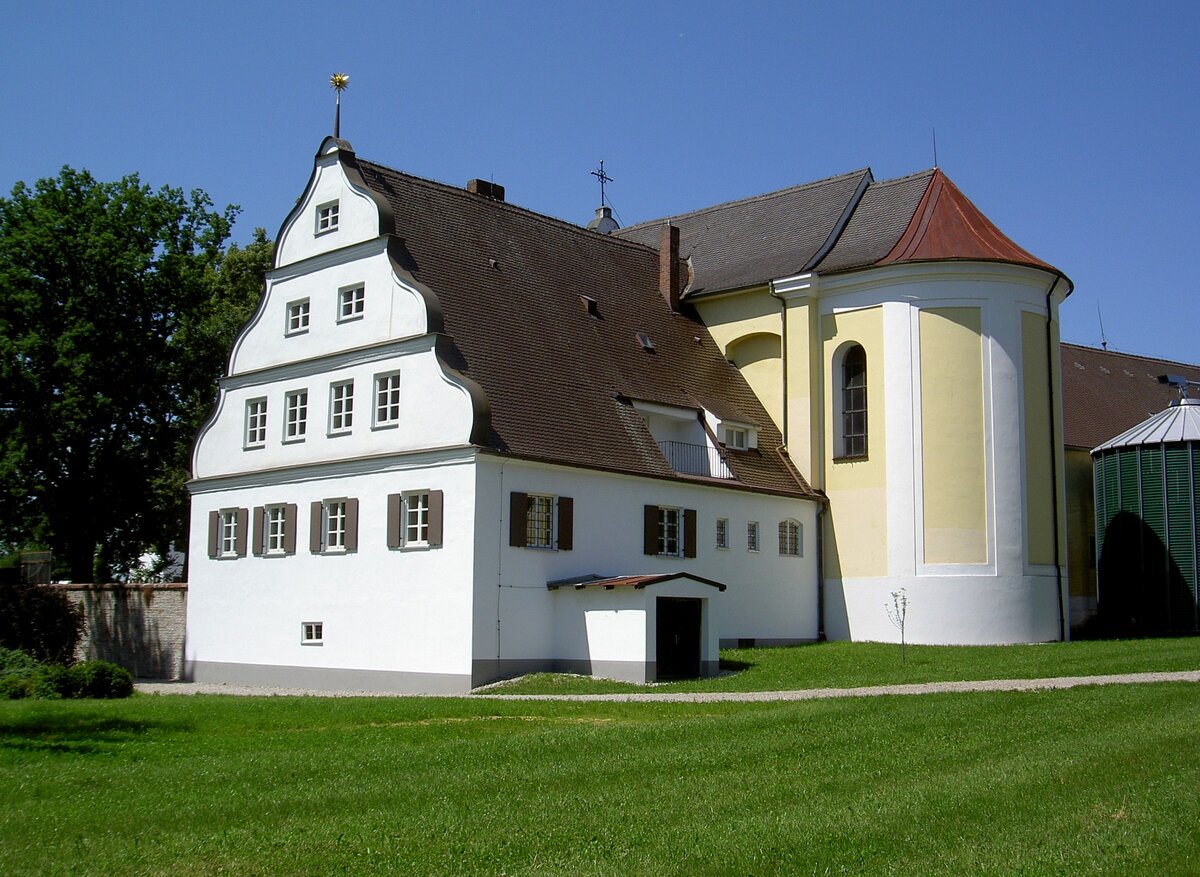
[482,635,1200,695]
[3,682,1199,875]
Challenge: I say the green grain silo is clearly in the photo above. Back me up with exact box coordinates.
[1092,390,1199,634]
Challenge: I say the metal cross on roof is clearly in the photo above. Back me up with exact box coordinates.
[590,160,613,207]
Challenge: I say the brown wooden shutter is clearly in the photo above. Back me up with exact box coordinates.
[557,496,573,551]
[387,493,402,548]
[310,501,323,553]
[207,511,219,558]
[428,490,444,546]
[235,508,249,557]
[683,509,697,558]
[509,492,528,547]
[283,504,298,554]
[644,505,659,555]
[252,506,265,556]
[344,498,359,552]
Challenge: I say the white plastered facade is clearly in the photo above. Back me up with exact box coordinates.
[186,140,821,693]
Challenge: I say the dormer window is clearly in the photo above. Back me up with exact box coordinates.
[316,201,339,234]
[718,420,757,451]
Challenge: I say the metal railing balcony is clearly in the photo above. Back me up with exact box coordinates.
[657,440,734,479]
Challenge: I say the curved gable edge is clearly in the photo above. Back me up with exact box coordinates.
[432,334,493,447]
[272,137,394,271]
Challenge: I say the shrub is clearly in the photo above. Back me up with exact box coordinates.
[0,583,85,664]
[28,663,73,699]
[0,673,31,699]
[67,661,134,699]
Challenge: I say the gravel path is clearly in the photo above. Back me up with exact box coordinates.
[136,669,1200,702]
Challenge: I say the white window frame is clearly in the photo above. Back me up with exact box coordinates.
[526,494,556,549]
[337,284,365,322]
[324,501,347,552]
[329,380,354,435]
[283,389,308,442]
[374,372,401,428]
[747,520,760,553]
[245,398,267,448]
[286,298,310,336]
[219,509,239,557]
[315,201,339,235]
[265,505,287,555]
[716,517,729,550]
[404,492,431,547]
[779,519,803,557]
[658,507,682,557]
[301,622,324,645]
[723,427,748,451]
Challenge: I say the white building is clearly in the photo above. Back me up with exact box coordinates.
[186,137,822,693]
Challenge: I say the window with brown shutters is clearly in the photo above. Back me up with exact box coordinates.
[311,498,358,553]
[209,508,248,559]
[509,491,573,550]
[387,490,445,549]
[644,505,696,557]
[253,504,298,556]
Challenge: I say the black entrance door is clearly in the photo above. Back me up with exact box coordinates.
[656,597,702,680]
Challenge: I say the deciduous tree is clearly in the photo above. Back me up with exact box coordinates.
[0,167,267,581]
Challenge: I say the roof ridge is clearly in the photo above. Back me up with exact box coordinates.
[866,168,937,188]
[356,158,659,256]
[1062,342,1200,371]
[616,168,873,233]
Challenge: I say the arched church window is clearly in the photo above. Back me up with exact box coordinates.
[842,344,867,458]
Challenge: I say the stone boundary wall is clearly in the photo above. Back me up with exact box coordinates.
[48,583,187,680]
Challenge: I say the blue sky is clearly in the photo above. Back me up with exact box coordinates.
[3,1,1197,363]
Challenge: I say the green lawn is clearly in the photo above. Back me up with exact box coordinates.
[2,684,1199,875]
[482,636,1200,695]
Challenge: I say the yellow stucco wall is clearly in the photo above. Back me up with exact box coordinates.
[694,289,784,432]
[1022,311,1056,565]
[919,308,987,563]
[822,307,887,578]
[1065,448,1096,599]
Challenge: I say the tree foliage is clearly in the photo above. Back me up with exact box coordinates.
[0,167,270,581]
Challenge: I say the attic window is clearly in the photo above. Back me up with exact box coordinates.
[315,201,339,234]
[637,332,655,352]
[580,295,599,317]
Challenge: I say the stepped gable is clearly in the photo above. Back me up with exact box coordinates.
[353,158,817,498]
[1061,344,1200,450]
[613,170,871,296]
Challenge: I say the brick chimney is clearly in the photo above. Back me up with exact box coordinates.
[660,223,682,311]
[467,179,505,202]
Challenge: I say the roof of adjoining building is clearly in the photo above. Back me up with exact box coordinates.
[350,151,818,498]
[1061,344,1200,449]
[616,167,1064,296]
[614,170,871,295]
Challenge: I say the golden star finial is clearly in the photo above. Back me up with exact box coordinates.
[330,72,349,92]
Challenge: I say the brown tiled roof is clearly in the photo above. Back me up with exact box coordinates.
[546,572,726,591]
[613,170,871,295]
[1061,344,1200,449]
[351,154,817,499]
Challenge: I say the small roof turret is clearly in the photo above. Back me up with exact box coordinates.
[587,205,620,234]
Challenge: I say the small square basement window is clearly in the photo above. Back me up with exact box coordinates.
[301,622,324,645]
